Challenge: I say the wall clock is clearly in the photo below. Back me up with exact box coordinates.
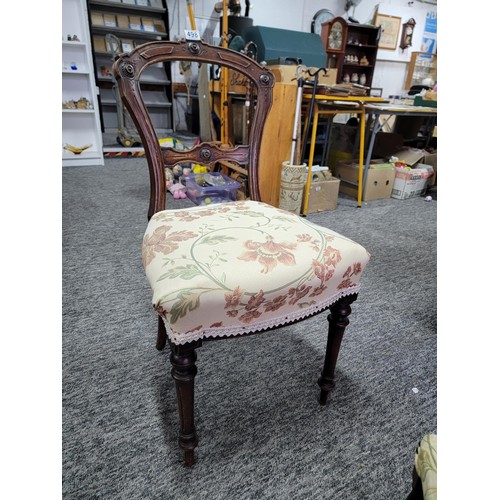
[400,18,416,51]
[311,9,335,35]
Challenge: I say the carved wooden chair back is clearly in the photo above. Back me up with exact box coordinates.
[113,39,273,218]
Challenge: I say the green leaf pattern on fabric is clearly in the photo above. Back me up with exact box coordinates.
[157,264,202,281]
[170,290,201,324]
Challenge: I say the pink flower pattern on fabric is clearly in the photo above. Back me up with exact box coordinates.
[142,226,198,267]
[238,235,296,273]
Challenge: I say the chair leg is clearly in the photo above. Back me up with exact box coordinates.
[169,340,201,467]
[318,294,358,405]
[156,316,167,351]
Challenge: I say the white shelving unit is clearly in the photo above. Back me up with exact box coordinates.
[62,0,104,167]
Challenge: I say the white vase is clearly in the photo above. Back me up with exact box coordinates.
[360,73,366,85]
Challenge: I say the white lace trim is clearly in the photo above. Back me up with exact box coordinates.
[162,285,361,345]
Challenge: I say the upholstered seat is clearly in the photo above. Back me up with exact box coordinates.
[144,200,369,345]
[113,39,370,467]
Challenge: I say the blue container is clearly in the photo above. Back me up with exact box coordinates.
[181,172,242,206]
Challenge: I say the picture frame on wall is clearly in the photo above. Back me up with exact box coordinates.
[374,13,401,50]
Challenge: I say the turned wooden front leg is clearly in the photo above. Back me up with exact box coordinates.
[318,294,357,405]
[169,340,201,467]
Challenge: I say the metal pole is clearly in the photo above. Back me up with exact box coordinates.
[290,65,307,164]
[221,0,229,145]
[186,1,196,30]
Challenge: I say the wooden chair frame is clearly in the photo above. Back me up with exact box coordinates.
[113,39,359,467]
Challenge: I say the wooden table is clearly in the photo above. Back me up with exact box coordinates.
[362,102,437,199]
[301,94,385,213]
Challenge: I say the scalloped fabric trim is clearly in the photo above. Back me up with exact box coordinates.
[163,286,360,345]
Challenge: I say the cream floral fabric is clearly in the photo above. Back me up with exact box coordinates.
[143,200,370,345]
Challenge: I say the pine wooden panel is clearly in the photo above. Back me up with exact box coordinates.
[259,82,296,207]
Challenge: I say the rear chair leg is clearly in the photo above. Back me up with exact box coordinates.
[169,340,201,467]
[318,294,358,405]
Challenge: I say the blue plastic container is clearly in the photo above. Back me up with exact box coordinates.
[181,172,242,206]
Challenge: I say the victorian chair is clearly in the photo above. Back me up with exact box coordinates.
[112,39,370,467]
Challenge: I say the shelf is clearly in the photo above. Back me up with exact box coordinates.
[63,149,102,159]
[62,148,106,167]
[63,69,91,75]
[89,0,166,14]
[343,64,373,68]
[94,51,116,57]
[101,100,172,108]
[91,25,167,40]
[346,43,378,49]
[63,108,96,114]
[321,17,380,88]
[97,76,170,85]
[62,41,86,47]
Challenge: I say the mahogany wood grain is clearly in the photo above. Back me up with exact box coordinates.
[318,294,357,405]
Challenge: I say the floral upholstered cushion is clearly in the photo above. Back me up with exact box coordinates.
[143,200,370,345]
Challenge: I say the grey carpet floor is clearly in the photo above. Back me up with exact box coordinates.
[62,157,436,499]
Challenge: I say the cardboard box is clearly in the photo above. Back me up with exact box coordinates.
[304,171,340,213]
[116,14,129,29]
[392,147,425,166]
[121,39,134,53]
[392,147,436,187]
[334,161,395,201]
[423,151,437,186]
[91,12,104,26]
[142,17,155,32]
[129,16,143,30]
[316,68,338,86]
[391,164,434,200]
[93,36,107,53]
[153,19,166,33]
[103,14,117,28]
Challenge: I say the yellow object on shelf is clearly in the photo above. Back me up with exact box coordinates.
[63,143,92,155]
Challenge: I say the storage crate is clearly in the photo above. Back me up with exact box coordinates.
[181,172,241,206]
